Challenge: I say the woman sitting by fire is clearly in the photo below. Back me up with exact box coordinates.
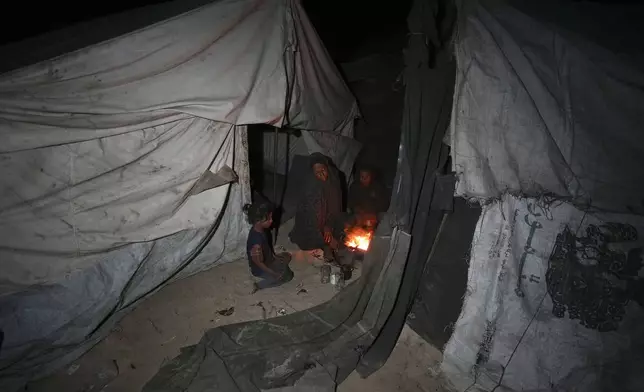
[289,153,344,260]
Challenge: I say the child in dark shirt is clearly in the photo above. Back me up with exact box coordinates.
[348,166,388,227]
[244,201,293,291]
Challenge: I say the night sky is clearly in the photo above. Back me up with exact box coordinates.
[1,0,411,62]
[1,1,639,58]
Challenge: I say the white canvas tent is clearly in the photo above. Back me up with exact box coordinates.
[439,0,644,391]
[0,0,358,388]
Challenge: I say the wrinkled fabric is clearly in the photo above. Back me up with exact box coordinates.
[359,0,458,378]
[0,0,359,388]
[142,230,412,392]
[442,194,644,392]
[451,0,644,213]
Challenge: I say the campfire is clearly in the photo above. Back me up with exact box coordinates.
[344,226,373,251]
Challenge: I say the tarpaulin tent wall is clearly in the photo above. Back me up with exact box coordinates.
[352,0,475,377]
[260,131,305,176]
[0,0,358,389]
[442,195,644,391]
[261,129,360,178]
[440,0,644,390]
[450,0,644,213]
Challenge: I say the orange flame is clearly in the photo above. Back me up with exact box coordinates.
[344,227,373,251]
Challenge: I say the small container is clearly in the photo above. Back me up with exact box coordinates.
[320,264,331,284]
[341,265,353,281]
[329,271,338,285]
[330,271,345,290]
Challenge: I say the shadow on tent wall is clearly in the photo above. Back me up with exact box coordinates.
[246,124,303,237]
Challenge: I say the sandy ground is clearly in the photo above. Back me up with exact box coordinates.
[28,220,448,392]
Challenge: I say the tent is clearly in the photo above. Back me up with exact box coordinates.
[135,0,644,390]
[0,0,359,389]
[436,0,644,391]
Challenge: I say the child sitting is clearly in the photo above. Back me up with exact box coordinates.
[244,201,293,291]
[348,166,388,227]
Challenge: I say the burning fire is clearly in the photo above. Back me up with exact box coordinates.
[344,227,373,251]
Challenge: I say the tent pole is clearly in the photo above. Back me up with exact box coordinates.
[273,126,278,245]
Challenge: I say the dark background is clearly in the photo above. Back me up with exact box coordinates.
[0,0,411,62]
[1,0,636,49]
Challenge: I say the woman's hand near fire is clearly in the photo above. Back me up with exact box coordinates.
[323,227,333,244]
[323,226,339,251]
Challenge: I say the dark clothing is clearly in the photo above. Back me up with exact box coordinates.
[309,152,329,168]
[246,229,293,289]
[289,163,343,251]
[348,181,388,215]
[246,228,274,276]
[253,253,294,289]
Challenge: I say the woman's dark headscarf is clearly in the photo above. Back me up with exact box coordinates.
[309,152,329,168]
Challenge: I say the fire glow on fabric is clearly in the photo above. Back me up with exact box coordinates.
[344,227,373,251]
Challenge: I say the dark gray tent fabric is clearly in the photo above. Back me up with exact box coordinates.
[143,228,411,392]
[406,197,481,350]
[355,0,459,376]
[387,0,456,228]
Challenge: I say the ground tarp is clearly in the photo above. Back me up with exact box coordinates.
[450,0,644,214]
[0,0,358,388]
[441,194,644,391]
[143,228,411,392]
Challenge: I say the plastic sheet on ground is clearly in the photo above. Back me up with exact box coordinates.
[441,194,644,392]
[143,228,411,392]
[451,0,644,213]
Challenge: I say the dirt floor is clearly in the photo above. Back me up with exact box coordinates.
[27,220,448,392]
